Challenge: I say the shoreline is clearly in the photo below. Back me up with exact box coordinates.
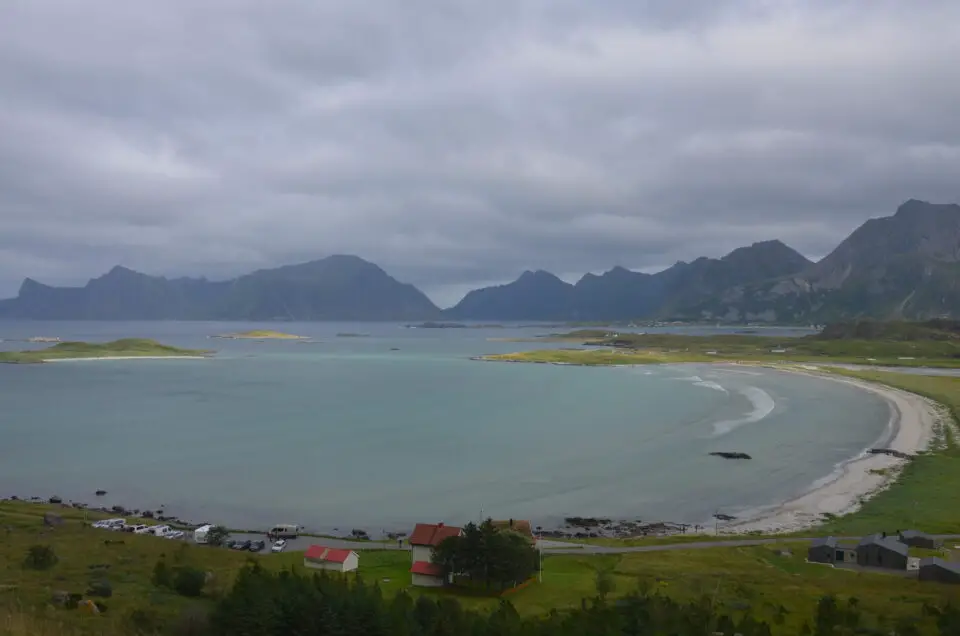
[42,355,210,362]
[719,365,942,535]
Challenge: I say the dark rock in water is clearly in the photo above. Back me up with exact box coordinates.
[110,505,126,514]
[869,448,911,459]
[10,495,18,501]
[141,510,154,519]
[709,451,752,460]
[43,512,64,527]
[564,516,612,528]
[95,490,107,496]
[713,513,736,521]
[49,496,62,504]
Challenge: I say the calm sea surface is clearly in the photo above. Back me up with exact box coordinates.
[0,322,891,534]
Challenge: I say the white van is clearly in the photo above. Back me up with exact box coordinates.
[193,524,213,544]
[150,525,171,536]
[269,524,300,539]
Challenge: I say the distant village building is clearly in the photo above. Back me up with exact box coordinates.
[408,522,462,587]
[807,537,838,564]
[919,558,960,584]
[491,519,535,541]
[899,530,941,550]
[806,537,856,565]
[303,545,359,573]
[856,534,909,570]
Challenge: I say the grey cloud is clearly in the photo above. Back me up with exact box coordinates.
[1,0,958,305]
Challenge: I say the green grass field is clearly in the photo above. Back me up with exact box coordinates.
[0,339,211,364]
[480,349,698,365]
[507,327,960,368]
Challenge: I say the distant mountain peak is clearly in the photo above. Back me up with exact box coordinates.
[1,254,439,321]
[18,277,48,296]
[517,269,564,283]
[894,198,960,217]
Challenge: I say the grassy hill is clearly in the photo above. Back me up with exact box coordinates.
[497,320,960,367]
[0,339,212,364]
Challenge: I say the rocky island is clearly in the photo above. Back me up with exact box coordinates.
[0,339,213,364]
[211,330,309,340]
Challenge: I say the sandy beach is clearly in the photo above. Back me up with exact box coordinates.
[43,356,209,362]
[722,366,944,535]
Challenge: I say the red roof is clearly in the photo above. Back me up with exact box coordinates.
[409,523,462,547]
[410,561,444,577]
[304,545,354,563]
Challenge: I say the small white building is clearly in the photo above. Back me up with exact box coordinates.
[408,522,463,587]
[193,525,213,544]
[303,545,359,573]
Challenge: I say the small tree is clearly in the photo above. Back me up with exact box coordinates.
[206,525,229,547]
[595,567,616,600]
[174,566,206,597]
[23,544,58,570]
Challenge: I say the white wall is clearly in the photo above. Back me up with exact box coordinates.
[411,573,444,587]
[342,552,359,572]
[411,546,433,563]
[303,553,359,573]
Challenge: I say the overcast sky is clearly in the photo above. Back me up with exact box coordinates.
[1,0,958,307]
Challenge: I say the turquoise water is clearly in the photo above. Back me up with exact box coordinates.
[0,322,890,534]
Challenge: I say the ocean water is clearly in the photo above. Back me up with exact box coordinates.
[0,321,891,534]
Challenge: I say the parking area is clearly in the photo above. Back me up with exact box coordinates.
[225,532,409,554]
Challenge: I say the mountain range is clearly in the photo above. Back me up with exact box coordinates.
[1,199,958,322]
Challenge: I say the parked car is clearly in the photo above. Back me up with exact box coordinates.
[268,524,300,539]
[134,526,155,534]
[125,524,148,534]
[163,530,185,540]
[150,525,171,536]
[249,540,266,552]
[232,539,252,551]
[225,539,239,549]
[271,539,287,553]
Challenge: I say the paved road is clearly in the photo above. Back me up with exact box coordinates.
[540,534,960,555]
[215,533,960,556]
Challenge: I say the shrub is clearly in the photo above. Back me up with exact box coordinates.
[23,544,58,570]
[206,525,229,547]
[173,566,206,598]
[125,607,162,634]
[152,557,172,588]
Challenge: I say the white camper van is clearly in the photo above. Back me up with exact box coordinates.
[269,524,300,539]
[193,524,213,544]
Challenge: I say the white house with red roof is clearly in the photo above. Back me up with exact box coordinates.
[408,522,462,587]
[303,545,359,573]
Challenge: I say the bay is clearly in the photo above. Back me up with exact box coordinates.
[0,321,889,535]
